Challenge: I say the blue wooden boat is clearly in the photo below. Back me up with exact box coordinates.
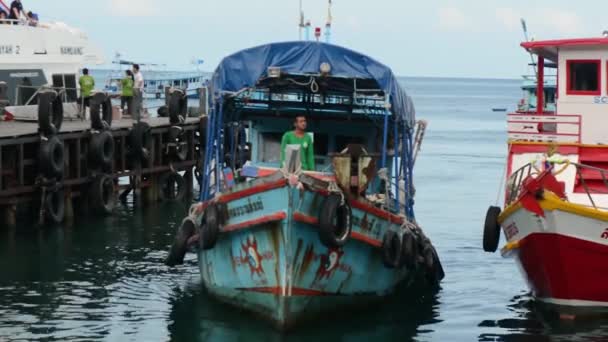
[166,41,444,329]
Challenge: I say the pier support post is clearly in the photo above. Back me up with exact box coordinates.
[2,205,16,228]
[143,175,158,204]
[64,187,74,225]
[185,168,194,201]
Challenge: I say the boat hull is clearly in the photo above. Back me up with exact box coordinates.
[501,195,608,311]
[197,178,420,328]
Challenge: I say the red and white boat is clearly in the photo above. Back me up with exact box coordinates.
[484,35,608,315]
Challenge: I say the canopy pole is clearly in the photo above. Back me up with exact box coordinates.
[536,56,544,114]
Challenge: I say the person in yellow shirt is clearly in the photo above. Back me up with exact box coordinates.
[120,70,134,115]
[78,68,95,108]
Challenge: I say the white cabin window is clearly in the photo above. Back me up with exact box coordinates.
[567,60,601,95]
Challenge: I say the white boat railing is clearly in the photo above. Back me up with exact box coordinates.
[507,113,581,143]
[506,161,608,210]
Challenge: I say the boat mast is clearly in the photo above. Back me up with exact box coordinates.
[325,0,332,43]
[298,0,304,40]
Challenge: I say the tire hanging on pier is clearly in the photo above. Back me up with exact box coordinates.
[199,204,220,250]
[44,187,65,224]
[165,217,197,266]
[38,90,64,136]
[89,174,116,215]
[168,126,189,161]
[168,89,187,125]
[39,135,64,179]
[90,92,112,130]
[483,206,502,253]
[318,194,352,248]
[89,130,115,171]
[158,172,187,202]
[381,230,402,269]
[127,122,151,164]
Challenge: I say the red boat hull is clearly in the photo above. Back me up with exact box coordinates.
[517,233,608,308]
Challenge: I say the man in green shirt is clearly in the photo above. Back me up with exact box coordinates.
[280,115,315,171]
[78,68,95,108]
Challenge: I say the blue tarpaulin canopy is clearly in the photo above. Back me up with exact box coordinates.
[210,41,415,126]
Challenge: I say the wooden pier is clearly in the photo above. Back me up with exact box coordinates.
[0,115,205,226]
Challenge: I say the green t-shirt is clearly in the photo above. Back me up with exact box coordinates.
[121,77,134,97]
[79,75,95,98]
[280,131,315,171]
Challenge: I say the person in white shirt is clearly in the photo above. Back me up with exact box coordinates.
[132,64,144,120]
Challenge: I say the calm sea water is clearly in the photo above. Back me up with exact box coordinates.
[1,77,603,341]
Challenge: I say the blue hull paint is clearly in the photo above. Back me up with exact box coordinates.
[197,184,416,328]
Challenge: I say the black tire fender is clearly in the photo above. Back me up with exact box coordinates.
[422,243,445,286]
[165,217,197,266]
[199,204,220,250]
[44,188,65,224]
[38,90,63,136]
[382,230,402,269]
[39,135,64,179]
[483,206,502,252]
[401,229,418,268]
[318,194,352,248]
[159,172,187,202]
[89,131,115,171]
[127,122,151,162]
[90,93,112,130]
[89,174,116,215]
[168,89,186,125]
[168,126,188,161]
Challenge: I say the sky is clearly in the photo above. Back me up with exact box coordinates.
[25,0,608,79]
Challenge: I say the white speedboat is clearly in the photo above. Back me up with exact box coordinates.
[0,17,103,118]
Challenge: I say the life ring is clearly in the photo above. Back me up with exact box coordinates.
[39,135,64,179]
[381,230,402,269]
[401,229,418,268]
[89,131,115,171]
[38,90,63,136]
[168,89,187,125]
[90,92,112,130]
[127,122,151,163]
[318,194,352,248]
[483,206,502,252]
[159,172,187,201]
[89,174,115,215]
[168,126,188,161]
[199,204,220,250]
[421,243,445,286]
[165,217,197,266]
[44,188,65,224]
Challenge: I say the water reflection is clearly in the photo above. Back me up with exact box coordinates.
[478,294,608,341]
[168,280,443,342]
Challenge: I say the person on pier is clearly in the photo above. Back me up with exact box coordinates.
[132,64,145,120]
[121,70,134,115]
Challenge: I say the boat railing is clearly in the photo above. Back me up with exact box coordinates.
[506,161,608,210]
[507,113,581,143]
[14,85,81,106]
[505,163,534,205]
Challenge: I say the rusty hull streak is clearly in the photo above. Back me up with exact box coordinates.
[298,244,315,284]
[269,222,282,294]
[337,269,354,294]
[292,238,304,282]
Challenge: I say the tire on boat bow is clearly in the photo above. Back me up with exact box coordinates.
[165,217,197,266]
[381,230,402,268]
[318,194,352,248]
[199,204,221,250]
[483,206,502,252]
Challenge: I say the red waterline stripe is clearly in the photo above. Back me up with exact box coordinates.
[293,212,382,248]
[293,212,319,225]
[238,286,331,296]
[349,199,404,224]
[351,232,382,248]
[218,179,287,204]
[222,212,286,232]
